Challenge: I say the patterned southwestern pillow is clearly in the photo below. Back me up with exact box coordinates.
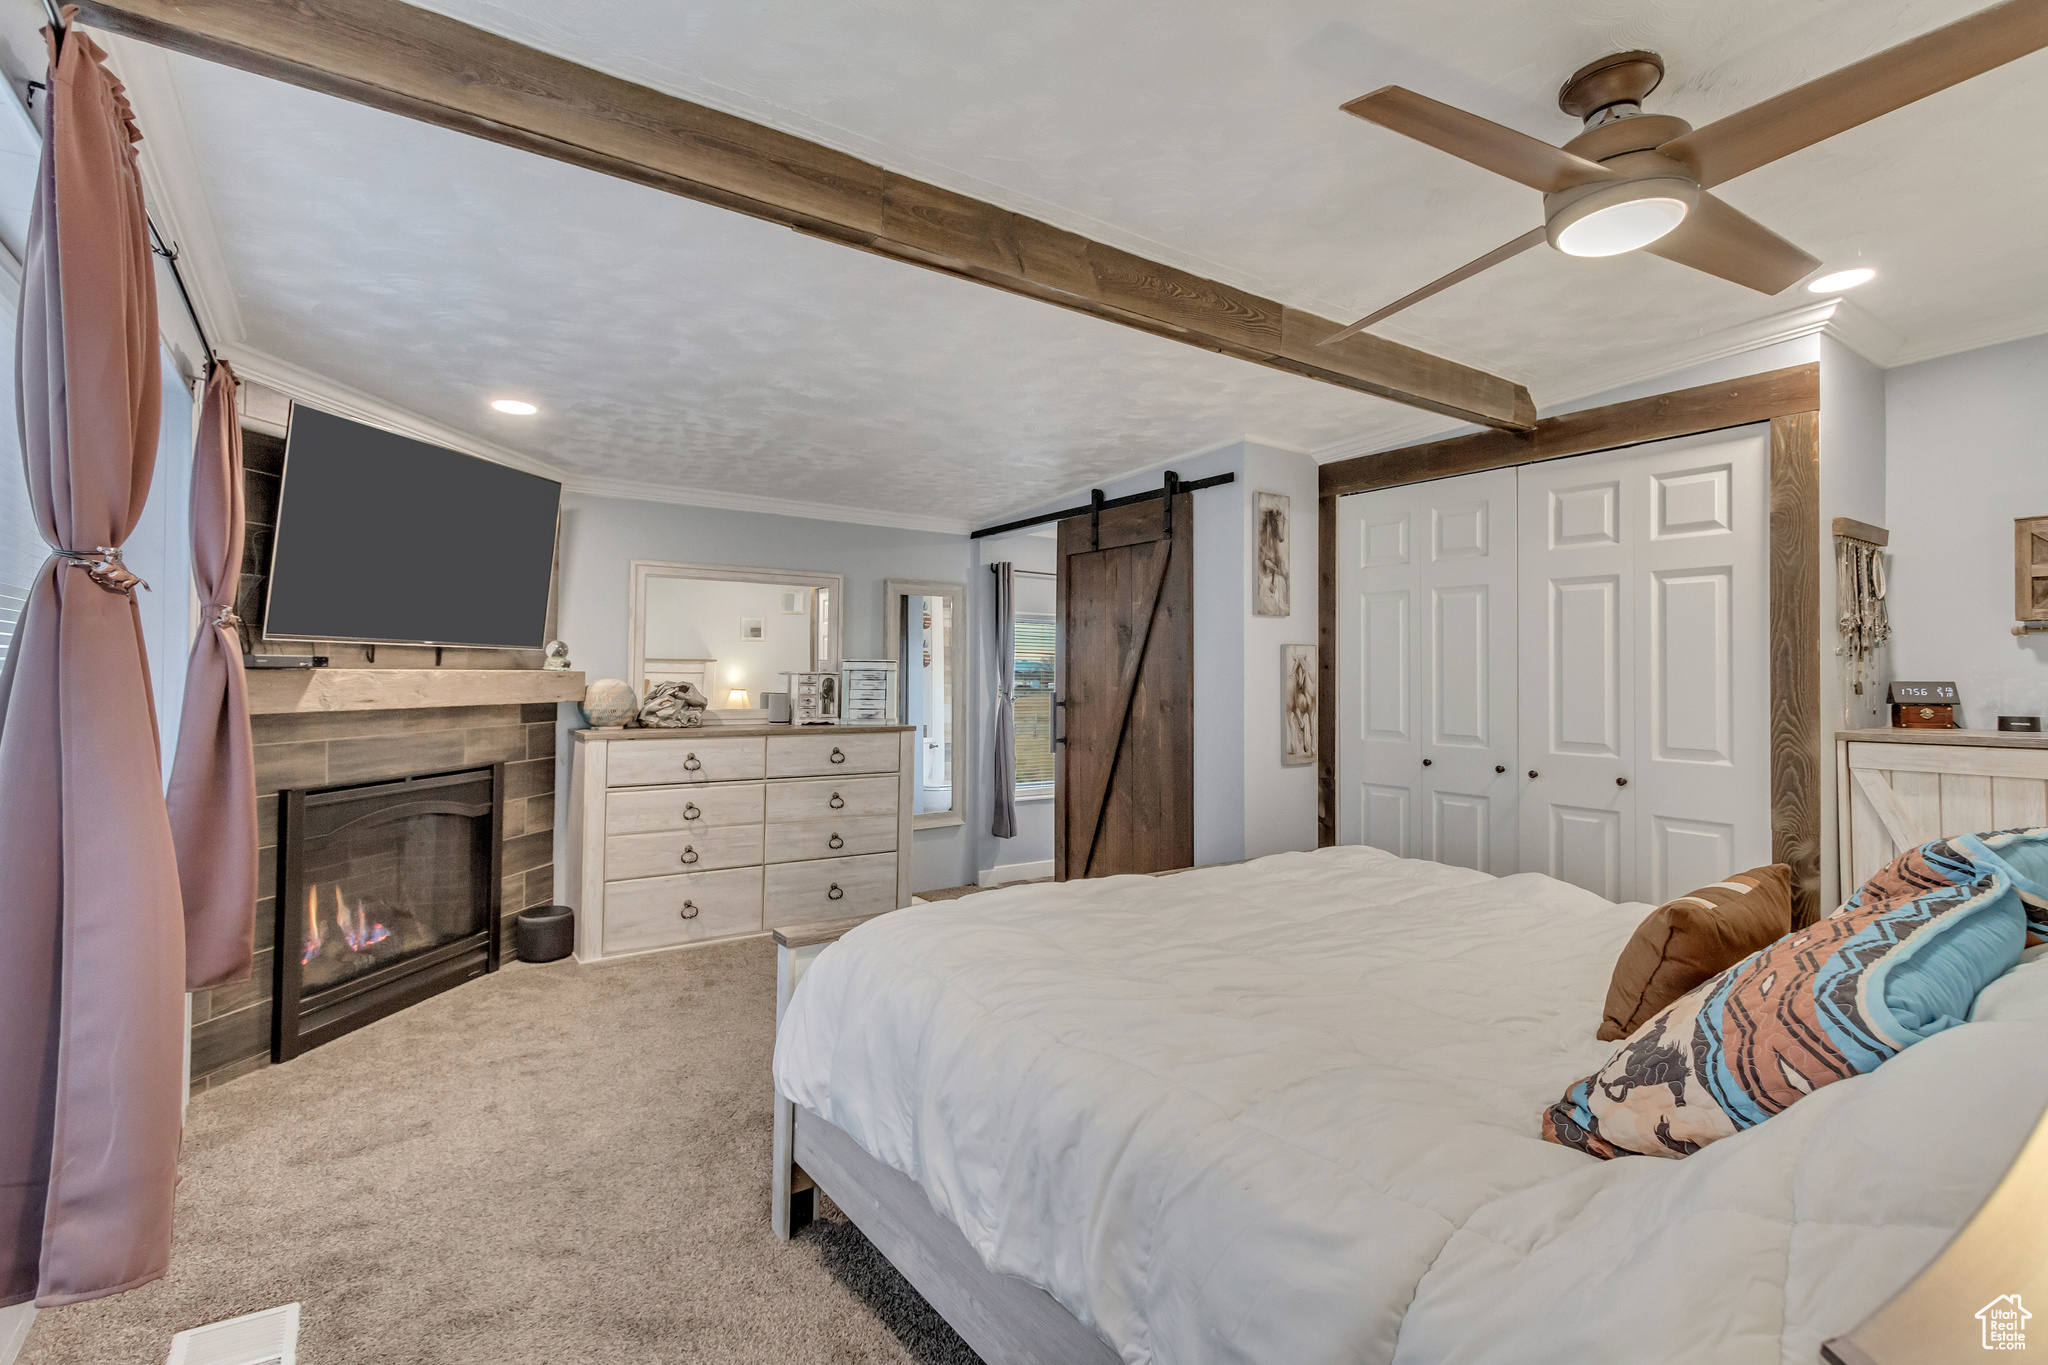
[1597,863,1794,1041]
[1543,835,2029,1160]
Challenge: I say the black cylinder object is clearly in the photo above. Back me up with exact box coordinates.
[514,905,575,963]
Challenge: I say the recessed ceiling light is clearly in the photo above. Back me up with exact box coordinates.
[490,399,538,415]
[1807,267,1876,293]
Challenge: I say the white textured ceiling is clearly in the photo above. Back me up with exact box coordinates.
[113,0,2048,527]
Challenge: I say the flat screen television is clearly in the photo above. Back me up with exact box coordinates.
[264,405,561,650]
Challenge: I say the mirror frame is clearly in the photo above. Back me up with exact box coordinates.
[885,577,968,830]
[628,560,844,718]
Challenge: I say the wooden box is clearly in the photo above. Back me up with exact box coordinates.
[781,671,838,726]
[1889,681,1959,730]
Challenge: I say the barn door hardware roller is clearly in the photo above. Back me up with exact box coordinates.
[969,471,1236,540]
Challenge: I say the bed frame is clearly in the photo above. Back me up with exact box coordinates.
[771,917,1118,1365]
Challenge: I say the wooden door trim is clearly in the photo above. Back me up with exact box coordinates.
[1316,362,1824,925]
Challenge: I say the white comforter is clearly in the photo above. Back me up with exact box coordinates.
[773,846,2048,1365]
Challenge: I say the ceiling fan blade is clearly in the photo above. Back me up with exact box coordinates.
[1660,0,2048,187]
[1343,87,1618,193]
[1640,191,1820,293]
[1319,228,1549,346]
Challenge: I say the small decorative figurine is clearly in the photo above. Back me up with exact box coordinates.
[579,679,638,729]
[543,639,572,671]
[639,681,710,728]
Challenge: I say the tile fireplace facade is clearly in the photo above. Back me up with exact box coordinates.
[186,700,557,1093]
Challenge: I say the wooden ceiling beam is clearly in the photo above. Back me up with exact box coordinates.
[74,0,1537,433]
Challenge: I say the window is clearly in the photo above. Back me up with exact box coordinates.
[0,295,34,676]
[1013,613,1055,794]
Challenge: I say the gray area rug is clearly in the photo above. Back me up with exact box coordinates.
[20,939,981,1365]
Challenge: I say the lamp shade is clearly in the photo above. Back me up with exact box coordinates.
[727,689,750,709]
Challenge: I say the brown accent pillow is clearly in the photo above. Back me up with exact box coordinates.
[1596,864,1794,1041]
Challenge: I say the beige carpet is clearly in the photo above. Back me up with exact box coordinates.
[19,940,981,1365]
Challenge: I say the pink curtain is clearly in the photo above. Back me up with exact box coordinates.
[0,16,185,1308]
[168,360,256,990]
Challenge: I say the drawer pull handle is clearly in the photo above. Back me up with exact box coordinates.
[828,792,845,809]
[827,883,844,901]
[1616,777,1629,787]
[682,752,702,772]
[829,747,847,764]
[683,802,701,821]
[680,846,699,865]
[680,900,700,920]
[828,833,845,849]
[1495,765,1507,774]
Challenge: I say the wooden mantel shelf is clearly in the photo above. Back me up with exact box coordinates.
[246,667,586,715]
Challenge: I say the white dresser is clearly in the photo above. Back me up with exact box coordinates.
[565,724,916,961]
[1837,728,2048,895]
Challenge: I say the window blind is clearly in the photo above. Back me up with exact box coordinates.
[1013,613,1055,792]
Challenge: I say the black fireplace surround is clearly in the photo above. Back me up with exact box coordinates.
[273,763,504,1060]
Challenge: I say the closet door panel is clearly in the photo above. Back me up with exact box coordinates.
[1519,463,1634,898]
[1630,429,1771,899]
[1341,469,1517,872]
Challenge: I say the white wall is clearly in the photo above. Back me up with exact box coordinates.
[642,576,812,704]
[553,492,978,890]
[1240,442,1321,859]
[1885,331,2048,728]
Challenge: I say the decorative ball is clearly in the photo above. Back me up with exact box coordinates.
[580,678,638,729]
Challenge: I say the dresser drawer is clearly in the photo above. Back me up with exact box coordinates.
[606,824,763,882]
[765,731,899,779]
[764,775,897,823]
[764,816,897,865]
[607,782,764,835]
[764,852,898,926]
[603,866,763,954]
[607,737,765,787]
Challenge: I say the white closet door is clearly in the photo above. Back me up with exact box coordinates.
[1627,428,1771,902]
[1338,468,1518,871]
[1517,426,1770,903]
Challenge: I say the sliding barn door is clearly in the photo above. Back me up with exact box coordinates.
[1335,468,1519,872]
[1517,426,1771,904]
[1055,493,1194,879]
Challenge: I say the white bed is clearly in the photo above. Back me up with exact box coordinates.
[774,846,2048,1364]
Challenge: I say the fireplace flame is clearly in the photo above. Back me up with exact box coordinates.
[302,883,392,964]
[302,884,323,965]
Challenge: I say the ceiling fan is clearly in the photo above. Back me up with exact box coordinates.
[1320,0,2048,346]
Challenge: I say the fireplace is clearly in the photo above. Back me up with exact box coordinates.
[273,764,504,1060]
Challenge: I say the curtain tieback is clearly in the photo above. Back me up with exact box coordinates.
[55,546,149,596]
[212,604,242,629]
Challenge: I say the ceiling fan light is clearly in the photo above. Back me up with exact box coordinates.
[1808,267,1876,293]
[1544,175,1698,258]
[1555,196,1688,257]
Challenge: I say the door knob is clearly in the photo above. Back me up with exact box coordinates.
[1617,777,1629,787]
[1421,758,1433,767]
[1495,765,1506,774]
[1528,770,1539,779]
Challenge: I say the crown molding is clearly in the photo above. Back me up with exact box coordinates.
[1888,313,2048,368]
[1309,296,1912,465]
[560,474,972,537]
[221,342,568,481]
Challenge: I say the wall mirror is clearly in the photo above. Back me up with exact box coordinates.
[629,561,843,718]
[886,579,967,829]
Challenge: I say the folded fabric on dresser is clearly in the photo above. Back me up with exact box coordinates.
[773,846,2048,1365]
